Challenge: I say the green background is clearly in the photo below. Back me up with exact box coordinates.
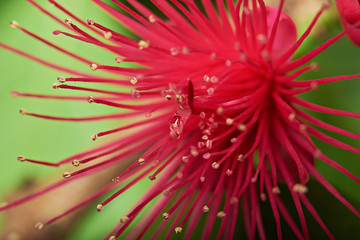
[0,0,359,239]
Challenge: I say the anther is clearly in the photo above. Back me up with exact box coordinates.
[211,76,219,83]
[211,162,220,169]
[200,112,206,119]
[174,227,182,234]
[202,135,209,141]
[293,184,308,194]
[182,47,189,54]
[64,19,72,25]
[257,34,267,44]
[216,107,223,115]
[237,154,244,161]
[230,197,239,204]
[57,76,66,83]
[170,47,179,56]
[288,113,296,121]
[207,88,214,95]
[148,15,156,23]
[200,176,205,182]
[323,0,332,9]
[237,124,246,131]
[91,134,98,141]
[261,50,270,61]
[138,40,150,49]
[177,172,183,179]
[299,124,307,132]
[203,205,209,213]
[162,212,169,220]
[120,215,129,223]
[72,160,80,167]
[314,149,322,158]
[182,156,189,163]
[10,21,18,29]
[206,140,213,149]
[87,96,94,103]
[115,57,123,63]
[90,63,98,71]
[165,95,172,101]
[138,158,145,165]
[149,175,156,181]
[261,193,267,201]
[203,75,210,82]
[62,172,71,179]
[230,138,237,143]
[17,156,26,162]
[226,169,233,176]
[226,118,234,126]
[272,187,281,194]
[34,222,44,231]
[190,148,199,157]
[104,31,112,39]
[217,211,226,219]
[203,152,211,160]
[52,83,59,89]
[130,77,138,85]
[87,19,95,25]
[310,82,318,90]
[109,236,116,240]
[11,90,20,97]
[130,89,140,98]
[97,204,103,212]
[19,109,26,115]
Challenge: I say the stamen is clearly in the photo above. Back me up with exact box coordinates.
[203,205,209,213]
[212,162,220,169]
[115,57,123,63]
[148,15,156,23]
[17,156,26,162]
[35,222,44,231]
[19,109,27,115]
[162,212,169,220]
[174,227,182,234]
[97,204,103,212]
[87,19,95,25]
[62,172,71,179]
[293,184,308,194]
[10,21,18,28]
[91,134,98,141]
[120,215,129,223]
[272,187,281,194]
[138,40,150,49]
[237,124,246,131]
[90,63,98,71]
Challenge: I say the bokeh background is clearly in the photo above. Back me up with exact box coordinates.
[0,0,359,239]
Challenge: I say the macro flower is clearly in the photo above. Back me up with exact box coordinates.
[0,0,359,239]
[335,0,360,46]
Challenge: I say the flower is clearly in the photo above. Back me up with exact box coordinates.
[335,0,360,46]
[1,0,359,239]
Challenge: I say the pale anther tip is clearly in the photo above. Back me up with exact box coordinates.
[35,222,44,231]
[17,155,26,162]
[10,21,18,28]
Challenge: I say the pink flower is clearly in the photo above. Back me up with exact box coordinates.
[1,0,359,239]
[335,0,360,46]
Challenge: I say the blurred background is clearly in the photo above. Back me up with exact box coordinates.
[0,0,359,239]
